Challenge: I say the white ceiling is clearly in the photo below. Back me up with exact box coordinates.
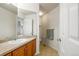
[18,8,35,15]
[0,3,59,15]
[40,3,59,14]
[0,3,17,14]
[0,3,35,15]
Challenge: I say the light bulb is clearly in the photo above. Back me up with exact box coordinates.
[39,11,43,16]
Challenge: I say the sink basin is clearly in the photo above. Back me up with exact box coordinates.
[7,39,29,44]
[7,40,17,44]
[16,39,29,42]
[7,39,23,44]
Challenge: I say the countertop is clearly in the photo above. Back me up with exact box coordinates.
[0,37,36,56]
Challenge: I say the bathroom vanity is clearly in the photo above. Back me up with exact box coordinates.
[0,37,36,56]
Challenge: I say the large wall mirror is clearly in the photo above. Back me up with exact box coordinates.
[17,8,37,38]
[0,3,17,42]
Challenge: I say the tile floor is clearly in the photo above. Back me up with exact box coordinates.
[39,43,59,56]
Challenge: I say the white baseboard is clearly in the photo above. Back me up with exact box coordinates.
[48,43,58,51]
[47,43,60,56]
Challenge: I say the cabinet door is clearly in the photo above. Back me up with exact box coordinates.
[25,41,33,56]
[25,39,36,56]
[5,52,12,56]
[25,45,33,56]
[13,46,25,56]
[32,39,36,56]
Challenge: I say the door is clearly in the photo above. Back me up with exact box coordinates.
[59,3,79,56]
[23,19,33,36]
[58,4,69,55]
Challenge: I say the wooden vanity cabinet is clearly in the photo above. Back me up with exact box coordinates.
[25,43,33,56]
[32,39,36,56]
[25,39,36,56]
[5,39,36,56]
[5,52,12,56]
[12,45,25,56]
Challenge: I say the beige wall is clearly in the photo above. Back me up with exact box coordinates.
[40,7,59,50]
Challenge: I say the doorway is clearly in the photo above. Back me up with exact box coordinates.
[39,3,59,56]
